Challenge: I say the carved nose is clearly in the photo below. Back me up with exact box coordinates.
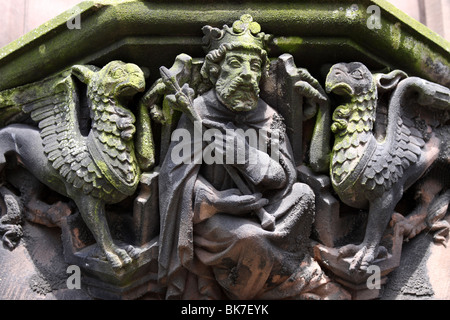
[240,63,253,79]
[241,70,251,81]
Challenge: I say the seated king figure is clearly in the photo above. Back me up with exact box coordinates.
[157,15,349,300]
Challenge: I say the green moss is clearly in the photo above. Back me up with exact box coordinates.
[135,103,156,171]
[372,0,449,52]
[0,0,448,91]
[274,37,303,54]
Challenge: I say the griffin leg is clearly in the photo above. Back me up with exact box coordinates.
[426,189,450,246]
[5,168,72,228]
[395,178,445,241]
[339,193,397,272]
[0,187,23,250]
[0,129,23,249]
[74,196,132,269]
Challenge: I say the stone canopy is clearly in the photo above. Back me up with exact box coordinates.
[0,0,449,91]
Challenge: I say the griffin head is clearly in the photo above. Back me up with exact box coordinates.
[325,62,378,135]
[325,62,375,98]
[71,61,146,142]
[72,60,146,99]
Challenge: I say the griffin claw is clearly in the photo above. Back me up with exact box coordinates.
[105,244,141,269]
[430,220,449,247]
[106,247,132,269]
[1,224,23,250]
[338,243,388,272]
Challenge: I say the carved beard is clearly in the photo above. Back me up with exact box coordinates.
[216,76,260,112]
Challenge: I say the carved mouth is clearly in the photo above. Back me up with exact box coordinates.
[117,78,146,97]
[326,82,354,96]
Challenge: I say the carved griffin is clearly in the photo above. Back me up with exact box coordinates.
[0,61,146,268]
[310,62,449,272]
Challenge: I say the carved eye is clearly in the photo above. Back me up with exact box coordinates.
[351,69,363,80]
[250,60,262,72]
[112,68,126,78]
[227,57,241,68]
[230,60,241,68]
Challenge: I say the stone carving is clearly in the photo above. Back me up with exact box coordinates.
[310,61,449,272]
[0,187,23,249]
[0,9,448,300]
[0,61,148,268]
[139,14,349,299]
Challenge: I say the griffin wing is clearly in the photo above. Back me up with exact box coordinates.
[1,70,107,197]
[362,116,427,192]
[362,77,450,193]
[0,74,66,127]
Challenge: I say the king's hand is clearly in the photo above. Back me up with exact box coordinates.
[164,83,196,117]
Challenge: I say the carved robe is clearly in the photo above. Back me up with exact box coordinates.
[158,89,348,300]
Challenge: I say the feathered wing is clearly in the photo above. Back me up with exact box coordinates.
[7,70,111,198]
[362,77,450,194]
[0,74,66,127]
[361,116,426,193]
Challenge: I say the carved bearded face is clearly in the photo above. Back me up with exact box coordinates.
[215,49,263,112]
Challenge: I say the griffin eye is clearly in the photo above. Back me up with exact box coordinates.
[351,70,363,80]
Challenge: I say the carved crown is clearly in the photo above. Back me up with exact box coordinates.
[201,14,270,53]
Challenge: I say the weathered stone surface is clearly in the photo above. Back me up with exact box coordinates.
[382,216,450,299]
[0,221,91,300]
[0,0,448,301]
[1,0,449,92]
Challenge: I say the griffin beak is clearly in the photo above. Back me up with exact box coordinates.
[326,82,354,96]
[118,75,146,96]
[325,65,354,96]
